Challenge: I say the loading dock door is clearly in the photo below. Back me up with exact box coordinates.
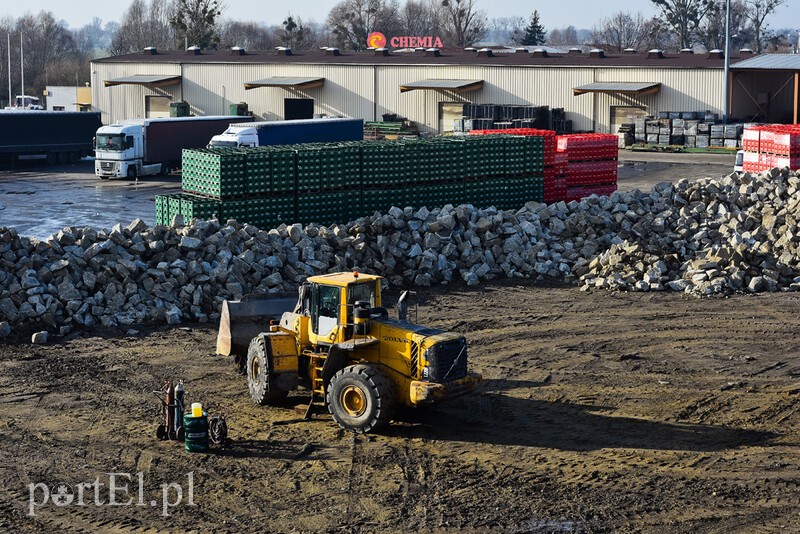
[285,98,314,120]
[145,95,171,118]
[610,106,647,135]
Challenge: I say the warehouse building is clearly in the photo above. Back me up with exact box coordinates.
[90,46,800,132]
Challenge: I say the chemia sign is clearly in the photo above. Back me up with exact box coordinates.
[367,32,444,49]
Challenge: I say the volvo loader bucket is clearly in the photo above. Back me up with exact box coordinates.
[216,292,298,371]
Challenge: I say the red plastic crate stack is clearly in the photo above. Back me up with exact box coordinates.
[557,134,619,202]
[741,124,800,174]
[544,152,568,203]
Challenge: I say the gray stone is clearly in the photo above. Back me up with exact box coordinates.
[31,331,48,344]
[0,321,10,338]
[180,236,203,250]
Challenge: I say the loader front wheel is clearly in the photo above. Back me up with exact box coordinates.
[247,335,289,405]
[327,364,395,433]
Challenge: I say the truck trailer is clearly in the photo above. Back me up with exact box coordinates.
[94,115,254,179]
[208,117,364,148]
[0,111,101,164]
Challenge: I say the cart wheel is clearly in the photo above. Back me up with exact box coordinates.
[176,426,185,442]
[156,424,167,440]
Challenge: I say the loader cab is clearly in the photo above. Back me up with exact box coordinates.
[303,272,381,346]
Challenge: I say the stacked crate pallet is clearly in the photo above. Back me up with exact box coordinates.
[557,134,619,202]
[635,111,746,149]
[740,125,800,174]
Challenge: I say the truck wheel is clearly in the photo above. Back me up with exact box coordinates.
[160,164,170,176]
[247,335,289,405]
[57,152,68,164]
[327,364,395,433]
[127,167,137,179]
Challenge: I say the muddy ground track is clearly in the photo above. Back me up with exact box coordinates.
[1,279,800,532]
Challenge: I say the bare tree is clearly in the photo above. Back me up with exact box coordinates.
[169,0,224,50]
[640,17,680,51]
[218,20,275,50]
[399,0,446,36]
[547,26,579,46]
[743,0,787,52]
[326,0,401,51]
[590,12,647,52]
[108,0,175,55]
[280,14,316,50]
[18,13,79,91]
[649,0,715,48]
[441,0,487,47]
[697,0,749,51]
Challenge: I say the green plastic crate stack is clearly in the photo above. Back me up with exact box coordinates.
[524,136,546,175]
[168,194,184,223]
[295,145,323,192]
[245,148,272,196]
[297,191,348,224]
[182,148,247,199]
[506,176,544,205]
[441,138,467,180]
[466,177,508,210]
[219,198,248,223]
[424,181,464,208]
[362,141,408,187]
[181,194,220,222]
[463,136,492,178]
[362,187,408,214]
[155,195,169,226]
[504,136,527,176]
[318,143,361,190]
[269,147,297,193]
[248,196,292,229]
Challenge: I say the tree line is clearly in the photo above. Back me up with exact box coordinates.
[0,0,793,109]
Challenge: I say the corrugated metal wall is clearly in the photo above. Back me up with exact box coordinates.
[91,63,181,124]
[91,59,725,133]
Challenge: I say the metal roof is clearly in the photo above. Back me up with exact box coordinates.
[400,79,484,93]
[731,54,800,70]
[103,74,182,87]
[573,82,661,96]
[243,77,325,90]
[93,49,746,69]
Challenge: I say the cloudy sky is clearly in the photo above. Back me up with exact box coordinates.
[1,0,797,32]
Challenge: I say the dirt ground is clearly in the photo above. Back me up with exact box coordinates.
[1,280,799,533]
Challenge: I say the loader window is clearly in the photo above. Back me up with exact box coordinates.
[311,284,340,336]
[348,283,376,308]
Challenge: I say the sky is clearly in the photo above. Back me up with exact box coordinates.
[0,0,797,32]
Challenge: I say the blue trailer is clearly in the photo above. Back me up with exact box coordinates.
[208,118,364,148]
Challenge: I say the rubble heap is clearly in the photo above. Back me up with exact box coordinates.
[1,168,799,336]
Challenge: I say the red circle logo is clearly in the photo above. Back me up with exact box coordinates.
[367,32,387,49]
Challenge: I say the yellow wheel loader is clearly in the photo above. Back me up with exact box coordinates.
[216,272,481,433]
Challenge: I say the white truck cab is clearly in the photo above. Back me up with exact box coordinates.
[734,150,744,173]
[208,126,259,148]
[94,123,162,179]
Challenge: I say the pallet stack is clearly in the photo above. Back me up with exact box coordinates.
[740,125,800,174]
[557,134,619,202]
[636,111,747,148]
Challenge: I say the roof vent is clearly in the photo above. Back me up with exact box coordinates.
[374,47,390,57]
[477,47,494,57]
[464,47,476,52]
[425,48,441,57]
[739,48,754,55]
[415,47,426,54]
[708,49,724,59]
[230,46,245,56]
[324,47,341,56]
[589,48,605,58]
[680,48,694,54]
[647,49,665,59]
[275,46,293,56]
[515,47,528,54]
[531,49,549,58]
[143,47,158,55]
[568,48,583,55]
[186,46,201,55]
[623,48,636,54]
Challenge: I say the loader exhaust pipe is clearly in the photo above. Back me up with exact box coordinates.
[398,291,409,322]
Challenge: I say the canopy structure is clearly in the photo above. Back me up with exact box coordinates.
[573,82,661,96]
[104,75,181,88]
[400,79,484,94]
[244,77,325,90]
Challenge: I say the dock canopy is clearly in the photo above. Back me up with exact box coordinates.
[104,75,182,88]
[573,82,661,96]
[400,79,484,94]
[244,77,325,90]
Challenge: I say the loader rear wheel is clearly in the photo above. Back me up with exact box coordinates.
[326,364,395,434]
[247,335,289,405]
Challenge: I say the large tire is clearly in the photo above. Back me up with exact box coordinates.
[326,364,396,433]
[247,335,289,405]
[127,166,137,179]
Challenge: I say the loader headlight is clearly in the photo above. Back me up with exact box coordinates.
[422,365,432,379]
